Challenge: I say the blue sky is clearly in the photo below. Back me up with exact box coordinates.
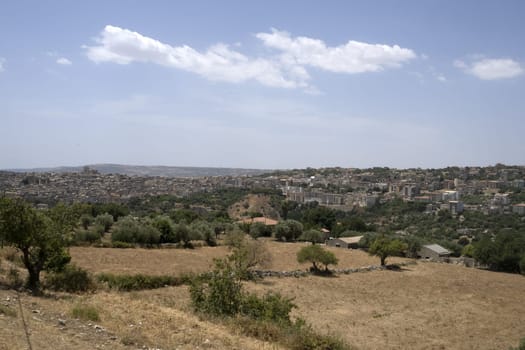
[1,0,524,170]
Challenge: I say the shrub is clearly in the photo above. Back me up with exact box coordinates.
[190,259,243,316]
[190,254,352,350]
[96,273,187,291]
[224,229,246,248]
[229,239,272,280]
[73,228,101,245]
[240,292,294,324]
[45,264,95,292]
[249,222,273,239]
[71,303,100,321]
[111,241,135,249]
[298,229,325,244]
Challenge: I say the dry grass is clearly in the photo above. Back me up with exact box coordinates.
[1,244,524,349]
[246,262,525,350]
[70,240,407,275]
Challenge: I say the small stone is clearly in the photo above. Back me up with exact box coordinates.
[58,319,66,326]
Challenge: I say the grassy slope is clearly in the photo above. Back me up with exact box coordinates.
[1,243,524,349]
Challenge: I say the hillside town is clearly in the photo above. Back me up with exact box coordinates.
[1,164,524,216]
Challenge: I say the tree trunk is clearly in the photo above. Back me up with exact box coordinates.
[21,248,42,295]
[380,256,386,266]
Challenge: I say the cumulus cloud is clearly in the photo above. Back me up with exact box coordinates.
[255,28,416,74]
[455,58,523,80]
[85,25,417,89]
[56,57,72,65]
[85,25,306,88]
[0,57,5,72]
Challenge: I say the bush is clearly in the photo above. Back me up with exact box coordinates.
[45,264,95,292]
[190,259,243,316]
[298,229,325,244]
[249,222,273,239]
[111,241,135,249]
[96,273,187,291]
[71,303,100,321]
[190,254,352,350]
[73,228,101,245]
[234,317,350,350]
[224,229,246,248]
[240,292,295,324]
[229,239,272,280]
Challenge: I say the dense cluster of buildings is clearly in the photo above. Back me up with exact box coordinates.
[1,165,524,216]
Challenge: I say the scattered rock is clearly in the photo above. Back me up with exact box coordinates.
[58,318,66,326]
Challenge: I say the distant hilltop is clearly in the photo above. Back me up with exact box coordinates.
[4,164,271,177]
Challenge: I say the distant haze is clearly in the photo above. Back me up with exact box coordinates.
[4,164,270,177]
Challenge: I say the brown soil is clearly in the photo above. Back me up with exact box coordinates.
[228,194,280,220]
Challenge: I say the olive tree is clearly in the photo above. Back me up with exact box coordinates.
[368,236,407,266]
[0,198,74,294]
[297,244,338,272]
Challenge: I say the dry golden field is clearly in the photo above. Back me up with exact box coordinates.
[1,242,524,349]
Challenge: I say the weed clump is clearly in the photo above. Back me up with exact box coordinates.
[71,303,100,321]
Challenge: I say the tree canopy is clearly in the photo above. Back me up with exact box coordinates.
[297,244,338,272]
[0,198,76,293]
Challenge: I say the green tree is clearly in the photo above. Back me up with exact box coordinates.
[298,229,325,244]
[297,244,338,272]
[79,214,93,230]
[368,236,407,266]
[191,220,216,246]
[174,222,192,248]
[274,220,303,242]
[461,244,475,258]
[152,215,176,243]
[94,213,114,232]
[0,198,74,294]
[249,222,272,239]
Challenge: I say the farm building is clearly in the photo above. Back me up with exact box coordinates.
[417,244,451,260]
[326,236,363,249]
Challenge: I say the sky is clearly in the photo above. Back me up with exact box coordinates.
[1,0,524,170]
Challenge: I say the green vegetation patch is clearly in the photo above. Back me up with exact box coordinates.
[96,273,190,291]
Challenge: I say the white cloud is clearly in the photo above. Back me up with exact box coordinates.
[455,58,523,80]
[56,57,72,65]
[0,57,5,72]
[85,25,417,89]
[85,25,306,89]
[255,28,416,74]
[436,75,447,82]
